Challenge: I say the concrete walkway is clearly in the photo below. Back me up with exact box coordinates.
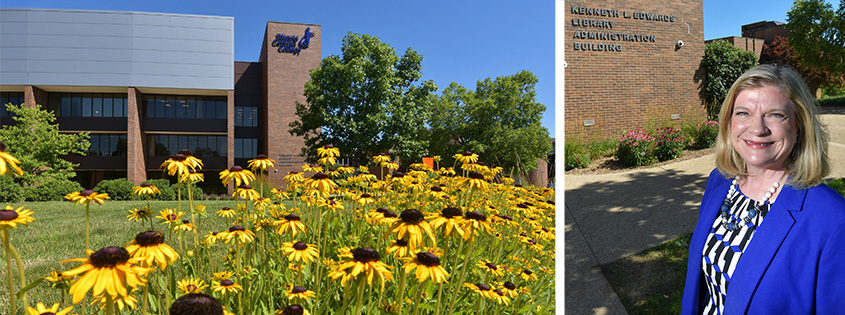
[564,109,845,315]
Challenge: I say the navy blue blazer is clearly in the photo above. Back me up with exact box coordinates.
[681,169,845,314]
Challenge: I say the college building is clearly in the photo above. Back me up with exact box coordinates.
[0,8,320,192]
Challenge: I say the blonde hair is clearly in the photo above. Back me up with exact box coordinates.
[714,64,829,188]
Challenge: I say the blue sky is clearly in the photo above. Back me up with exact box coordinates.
[2,0,556,134]
[703,0,838,39]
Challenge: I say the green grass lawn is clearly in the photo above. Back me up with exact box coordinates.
[0,199,263,310]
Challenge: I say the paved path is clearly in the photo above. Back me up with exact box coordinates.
[564,109,845,315]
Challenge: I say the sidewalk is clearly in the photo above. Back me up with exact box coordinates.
[564,110,845,315]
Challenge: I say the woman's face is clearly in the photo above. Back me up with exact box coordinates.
[730,85,799,173]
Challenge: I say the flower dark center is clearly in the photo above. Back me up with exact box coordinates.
[430,186,443,192]
[257,154,268,159]
[282,304,305,315]
[138,210,146,215]
[90,246,130,268]
[290,171,300,175]
[284,214,301,221]
[238,184,253,190]
[351,247,381,263]
[229,225,245,232]
[547,201,555,205]
[495,214,513,221]
[515,184,523,188]
[517,203,529,209]
[0,210,19,221]
[325,145,334,148]
[525,202,535,207]
[80,190,95,197]
[361,193,372,198]
[292,286,307,293]
[400,209,424,224]
[441,206,462,218]
[485,262,498,270]
[222,207,231,211]
[166,214,177,221]
[523,270,533,275]
[542,228,549,232]
[40,312,57,315]
[173,154,187,161]
[230,166,243,172]
[504,281,516,290]
[467,172,484,180]
[494,289,504,296]
[179,149,194,157]
[135,231,165,246]
[312,172,330,180]
[416,252,440,266]
[464,211,486,221]
[376,207,387,213]
[475,283,490,291]
[188,169,196,174]
[182,220,190,224]
[187,284,197,292]
[220,279,234,286]
[141,182,152,187]
[293,241,308,250]
[528,239,537,245]
[394,239,408,247]
[462,152,473,156]
[383,211,397,218]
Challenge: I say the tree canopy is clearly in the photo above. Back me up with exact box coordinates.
[786,0,845,79]
[700,40,759,119]
[0,103,89,185]
[289,33,437,166]
[429,70,552,173]
[760,35,844,92]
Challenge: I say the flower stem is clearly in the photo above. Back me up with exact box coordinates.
[447,239,475,314]
[434,282,444,315]
[141,278,150,315]
[105,294,114,315]
[353,276,367,315]
[412,281,424,315]
[396,267,408,313]
[9,242,28,312]
[85,203,91,252]
[2,230,17,315]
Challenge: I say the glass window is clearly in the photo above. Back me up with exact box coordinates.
[103,95,113,117]
[234,107,244,126]
[81,94,92,117]
[89,135,100,156]
[196,136,208,157]
[61,94,71,117]
[71,95,82,117]
[110,135,119,156]
[156,97,166,118]
[165,96,175,118]
[216,100,226,119]
[207,136,217,157]
[48,93,60,114]
[175,96,186,119]
[186,97,196,119]
[196,98,204,119]
[217,136,227,157]
[115,95,126,117]
[92,94,103,117]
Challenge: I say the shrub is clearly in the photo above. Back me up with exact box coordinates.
[695,120,719,149]
[819,95,845,107]
[653,127,686,162]
[701,40,759,119]
[564,140,590,170]
[146,179,176,200]
[616,129,657,166]
[0,176,24,202]
[586,140,617,160]
[826,178,845,197]
[93,178,135,200]
[22,177,84,201]
[566,153,591,170]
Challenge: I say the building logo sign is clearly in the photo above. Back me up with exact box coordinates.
[569,6,674,53]
[271,27,315,56]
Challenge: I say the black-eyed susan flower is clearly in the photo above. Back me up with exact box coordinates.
[0,205,34,229]
[65,189,110,205]
[276,304,311,315]
[204,231,223,246]
[498,281,518,298]
[357,192,376,206]
[233,184,260,201]
[520,269,537,281]
[327,247,394,289]
[304,172,337,197]
[0,141,23,176]
[385,209,436,252]
[217,207,236,218]
[301,164,323,173]
[271,188,291,201]
[284,171,306,184]
[317,144,340,158]
[489,288,511,305]
[248,154,276,173]
[213,271,235,281]
[180,169,205,183]
[173,220,196,233]
[221,225,255,245]
[211,279,242,295]
[285,286,316,301]
[169,293,222,315]
[463,282,495,299]
[275,213,307,237]
[219,165,255,187]
[336,164,355,174]
[501,176,515,185]
[45,269,74,285]
[126,231,179,270]
[126,207,152,222]
[179,149,203,170]
[459,171,489,191]
[491,214,519,227]
[280,240,319,263]
[319,198,344,211]
[26,302,73,315]
[371,153,391,165]
[386,238,411,259]
[461,211,495,240]
[402,252,449,284]
[427,185,447,199]
[91,292,139,311]
[177,277,209,294]
[61,246,151,303]
[318,156,337,167]
[438,167,456,176]
[381,161,399,171]
[427,206,465,239]
[157,208,184,225]
[133,182,161,197]
[161,153,193,177]
[476,259,504,277]
[454,151,479,165]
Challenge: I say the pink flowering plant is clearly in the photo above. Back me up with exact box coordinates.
[615,129,657,166]
[695,120,719,149]
[653,127,685,161]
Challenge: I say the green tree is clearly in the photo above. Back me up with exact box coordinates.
[760,35,844,93]
[701,40,759,119]
[0,103,90,186]
[429,70,552,173]
[289,33,437,166]
[787,0,845,79]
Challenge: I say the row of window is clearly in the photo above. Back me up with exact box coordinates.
[144,95,228,120]
[46,93,129,118]
[148,135,228,157]
[234,138,257,159]
[88,134,128,156]
[0,92,24,117]
[235,106,258,127]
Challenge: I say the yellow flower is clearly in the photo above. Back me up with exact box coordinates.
[132,182,161,196]
[126,231,179,270]
[284,171,306,184]
[219,165,255,187]
[317,144,340,158]
[180,169,205,183]
[126,207,152,222]
[520,269,538,281]
[204,231,223,246]
[304,172,337,197]
[91,292,139,311]
[385,209,437,252]
[65,190,110,205]
[248,154,276,173]
[217,207,237,218]
[285,286,316,300]
[301,164,323,173]
[380,161,399,171]
[177,277,209,294]
[336,165,355,174]
[461,211,495,240]
[318,156,337,166]
[0,205,34,229]
[213,271,235,280]
[357,192,376,206]
[271,188,291,200]
[0,141,23,176]
[26,302,73,315]
[275,213,307,237]
[498,281,519,298]
[427,206,465,239]
[371,153,391,164]
[211,279,242,295]
[280,240,320,263]
[221,225,255,245]
[463,282,496,299]
[157,208,184,225]
[386,238,411,259]
[179,149,204,170]
[233,184,260,201]
[276,304,312,315]
[45,270,74,283]
[173,220,196,233]
[402,252,449,283]
[438,167,456,176]
[160,153,193,177]
[61,246,151,304]
[488,287,511,305]
[432,155,441,162]
[319,198,344,211]
[476,259,505,277]
[459,171,489,191]
[327,247,394,289]
[454,151,479,165]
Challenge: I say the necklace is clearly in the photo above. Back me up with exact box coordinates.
[719,178,780,231]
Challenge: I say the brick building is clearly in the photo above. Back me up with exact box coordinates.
[0,8,320,192]
[564,0,707,141]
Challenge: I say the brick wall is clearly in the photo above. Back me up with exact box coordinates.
[565,0,706,141]
[260,22,321,187]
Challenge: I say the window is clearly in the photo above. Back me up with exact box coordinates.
[47,93,128,117]
[234,138,257,159]
[234,106,258,127]
[0,92,24,117]
[87,134,127,156]
[148,134,227,157]
[144,95,228,119]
